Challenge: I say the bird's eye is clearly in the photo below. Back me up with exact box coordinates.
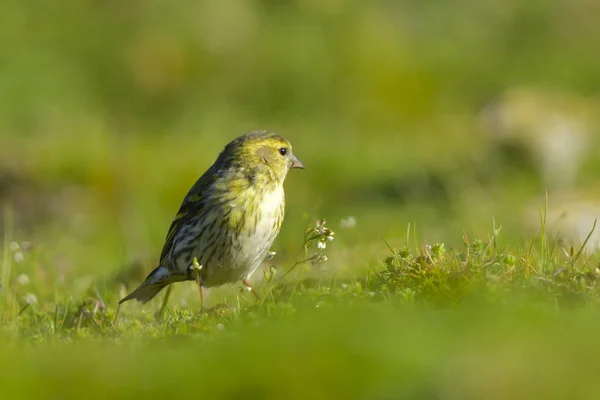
[278,147,288,156]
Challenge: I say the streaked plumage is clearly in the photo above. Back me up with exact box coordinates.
[119,130,304,305]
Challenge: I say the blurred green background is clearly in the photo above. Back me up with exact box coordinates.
[3,0,600,398]
[3,0,600,271]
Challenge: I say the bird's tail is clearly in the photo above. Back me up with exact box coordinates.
[119,266,179,304]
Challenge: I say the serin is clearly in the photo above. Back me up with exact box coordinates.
[119,130,304,306]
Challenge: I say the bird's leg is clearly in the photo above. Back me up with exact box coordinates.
[242,279,260,300]
[190,258,205,312]
[114,303,121,325]
[156,285,173,319]
[198,283,204,311]
[193,268,204,311]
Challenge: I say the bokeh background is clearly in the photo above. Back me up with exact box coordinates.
[6,2,600,399]
[2,0,600,299]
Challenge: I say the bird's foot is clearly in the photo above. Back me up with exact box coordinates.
[242,279,261,301]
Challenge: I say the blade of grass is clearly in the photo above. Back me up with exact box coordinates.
[570,219,597,267]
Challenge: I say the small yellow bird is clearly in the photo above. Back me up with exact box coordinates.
[119,131,304,306]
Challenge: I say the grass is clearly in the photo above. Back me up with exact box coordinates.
[1,116,598,398]
[3,209,600,398]
[3,1,600,397]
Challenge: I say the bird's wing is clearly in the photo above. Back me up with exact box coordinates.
[159,166,219,265]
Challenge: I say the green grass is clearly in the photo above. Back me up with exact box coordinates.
[3,0,600,397]
[1,124,599,398]
[6,305,600,400]
[4,213,600,399]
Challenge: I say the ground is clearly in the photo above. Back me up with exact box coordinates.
[3,0,600,398]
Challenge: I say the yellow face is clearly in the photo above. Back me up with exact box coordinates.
[225,131,304,181]
[254,135,304,173]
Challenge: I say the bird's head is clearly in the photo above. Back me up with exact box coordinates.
[221,130,304,184]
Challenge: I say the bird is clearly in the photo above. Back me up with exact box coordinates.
[119,130,304,308]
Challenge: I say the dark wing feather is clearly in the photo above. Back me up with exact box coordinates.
[159,165,219,264]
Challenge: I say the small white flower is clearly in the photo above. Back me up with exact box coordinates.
[17,273,30,286]
[24,293,37,305]
[190,258,203,271]
[9,242,20,252]
[216,323,225,331]
[14,252,24,263]
[317,240,327,250]
[340,216,357,230]
[315,219,327,235]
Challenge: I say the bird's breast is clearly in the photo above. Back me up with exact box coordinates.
[194,186,285,287]
[234,187,284,266]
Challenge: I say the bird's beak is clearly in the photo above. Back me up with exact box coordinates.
[290,154,305,169]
